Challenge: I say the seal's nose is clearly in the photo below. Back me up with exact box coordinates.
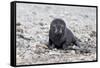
[59,28,62,34]
[54,28,57,33]
[55,28,62,34]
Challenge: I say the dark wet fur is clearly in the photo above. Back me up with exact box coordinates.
[48,18,80,50]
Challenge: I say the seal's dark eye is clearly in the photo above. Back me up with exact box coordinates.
[52,25,56,30]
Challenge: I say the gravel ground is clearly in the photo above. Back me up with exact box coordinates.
[16,3,97,65]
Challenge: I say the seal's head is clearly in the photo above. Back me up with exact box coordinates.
[50,19,66,35]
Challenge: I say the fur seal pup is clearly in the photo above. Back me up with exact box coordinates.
[48,18,80,50]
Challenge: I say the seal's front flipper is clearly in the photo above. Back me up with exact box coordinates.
[74,41,81,48]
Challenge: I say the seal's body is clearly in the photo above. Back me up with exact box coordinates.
[48,19,80,49]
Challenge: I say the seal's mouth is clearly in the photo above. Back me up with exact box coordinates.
[54,32,62,36]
